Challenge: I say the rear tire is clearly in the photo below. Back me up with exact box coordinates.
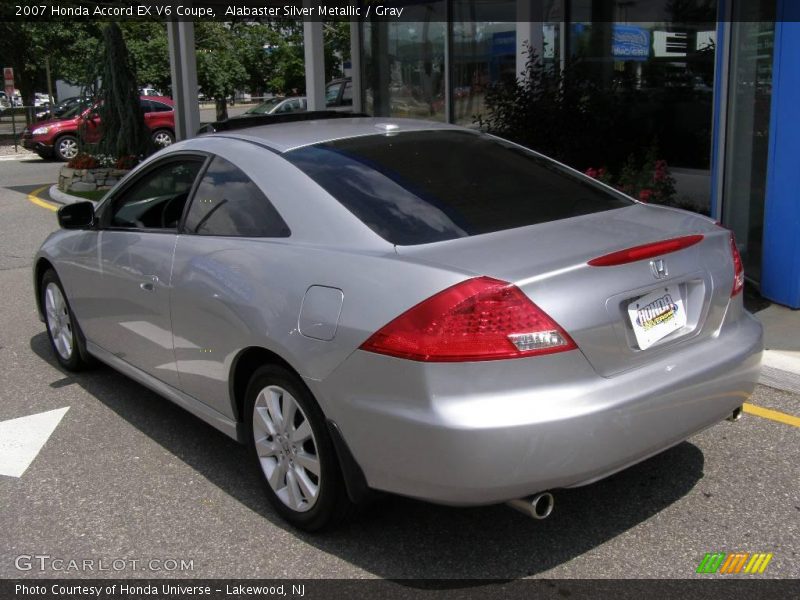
[151,129,174,148]
[244,365,352,531]
[41,269,93,371]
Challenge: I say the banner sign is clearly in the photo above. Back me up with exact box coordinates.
[3,66,14,97]
[612,25,651,61]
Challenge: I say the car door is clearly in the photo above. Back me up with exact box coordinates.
[80,107,103,144]
[147,99,174,131]
[170,154,291,416]
[91,154,206,387]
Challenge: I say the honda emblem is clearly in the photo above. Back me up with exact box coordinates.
[651,259,668,279]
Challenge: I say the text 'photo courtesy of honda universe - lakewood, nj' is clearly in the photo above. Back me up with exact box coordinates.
[35,116,763,531]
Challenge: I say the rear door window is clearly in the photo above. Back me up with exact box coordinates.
[184,156,290,237]
[284,130,632,246]
[150,101,172,112]
[325,82,343,106]
[341,81,353,106]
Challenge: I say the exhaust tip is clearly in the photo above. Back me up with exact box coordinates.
[507,492,555,520]
[727,406,743,422]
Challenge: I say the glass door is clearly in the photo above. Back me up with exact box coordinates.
[720,0,776,283]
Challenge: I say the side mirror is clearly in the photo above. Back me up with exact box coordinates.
[57,202,95,229]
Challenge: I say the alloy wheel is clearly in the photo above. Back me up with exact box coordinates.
[252,385,321,512]
[45,282,73,360]
[153,131,173,147]
[58,138,78,159]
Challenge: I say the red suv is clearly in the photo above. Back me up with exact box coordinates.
[22,96,175,161]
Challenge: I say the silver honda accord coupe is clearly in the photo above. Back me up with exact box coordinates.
[35,117,763,530]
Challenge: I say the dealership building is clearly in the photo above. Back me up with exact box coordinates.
[168,0,799,308]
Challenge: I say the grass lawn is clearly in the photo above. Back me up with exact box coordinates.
[68,189,107,202]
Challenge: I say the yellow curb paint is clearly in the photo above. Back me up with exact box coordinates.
[743,403,800,428]
[27,185,58,212]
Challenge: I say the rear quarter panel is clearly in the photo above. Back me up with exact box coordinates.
[168,137,476,418]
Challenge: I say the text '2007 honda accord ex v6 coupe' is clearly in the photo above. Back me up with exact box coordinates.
[35,117,762,531]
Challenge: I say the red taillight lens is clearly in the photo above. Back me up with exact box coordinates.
[360,277,577,362]
[587,235,704,267]
[730,233,744,296]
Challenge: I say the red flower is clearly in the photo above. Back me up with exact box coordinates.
[67,153,99,169]
[585,167,598,179]
[638,189,653,202]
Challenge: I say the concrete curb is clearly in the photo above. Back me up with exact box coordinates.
[49,185,98,206]
[753,304,800,395]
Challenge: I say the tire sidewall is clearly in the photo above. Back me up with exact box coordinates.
[41,270,86,371]
[152,129,174,147]
[244,365,344,531]
[54,135,78,162]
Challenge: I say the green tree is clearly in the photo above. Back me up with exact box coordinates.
[94,22,150,160]
[323,22,350,81]
[0,22,98,121]
[121,23,171,94]
[195,22,248,120]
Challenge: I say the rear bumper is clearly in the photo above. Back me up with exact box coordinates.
[315,313,763,505]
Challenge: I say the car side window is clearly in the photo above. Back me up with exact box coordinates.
[150,101,172,112]
[107,158,203,230]
[325,83,342,106]
[184,156,290,238]
[139,99,153,113]
[341,81,353,106]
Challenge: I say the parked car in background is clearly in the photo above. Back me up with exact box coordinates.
[234,96,308,117]
[325,77,353,110]
[22,96,175,161]
[228,79,352,121]
[36,116,762,531]
[35,96,91,122]
[34,93,52,107]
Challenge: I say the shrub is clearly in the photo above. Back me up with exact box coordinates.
[67,153,99,169]
[585,143,678,206]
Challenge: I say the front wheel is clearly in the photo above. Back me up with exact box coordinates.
[244,365,352,531]
[41,270,92,371]
[54,135,79,162]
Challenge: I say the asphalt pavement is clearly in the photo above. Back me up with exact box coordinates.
[0,157,798,581]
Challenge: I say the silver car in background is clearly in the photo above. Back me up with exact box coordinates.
[35,118,762,530]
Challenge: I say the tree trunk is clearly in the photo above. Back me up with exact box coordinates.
[215,97,228,121]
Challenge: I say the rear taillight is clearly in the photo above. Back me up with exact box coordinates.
[360,277,577,362]
[730,233,744,297]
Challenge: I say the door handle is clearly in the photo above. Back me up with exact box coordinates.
[139,275,159,292]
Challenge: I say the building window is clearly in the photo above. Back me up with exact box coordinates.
[362,1,447,121]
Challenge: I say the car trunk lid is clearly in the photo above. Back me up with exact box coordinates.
[396,204,734,377]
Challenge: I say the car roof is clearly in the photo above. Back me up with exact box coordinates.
[144,95,173,105]
[210,116,464,153]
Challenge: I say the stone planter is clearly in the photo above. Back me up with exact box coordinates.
[58,166,130,193]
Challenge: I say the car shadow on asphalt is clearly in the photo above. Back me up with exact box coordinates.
[31,332,706,581]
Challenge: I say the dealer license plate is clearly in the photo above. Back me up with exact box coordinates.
[627,285,686,350]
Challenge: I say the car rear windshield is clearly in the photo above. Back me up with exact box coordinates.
[284,130,632,246]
